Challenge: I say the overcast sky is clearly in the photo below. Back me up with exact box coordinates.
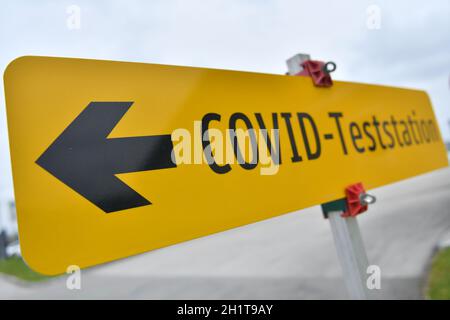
[0,0,449,194]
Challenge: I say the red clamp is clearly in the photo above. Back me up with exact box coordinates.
[296,60,335,87]
[342,182,376,218]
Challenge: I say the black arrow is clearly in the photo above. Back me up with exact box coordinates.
[36,101,176,213]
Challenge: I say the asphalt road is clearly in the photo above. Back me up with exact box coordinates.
[1,167,450,299]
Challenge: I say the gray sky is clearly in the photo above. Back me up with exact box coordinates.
[1,0,449,194]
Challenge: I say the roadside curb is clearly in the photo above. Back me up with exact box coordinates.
[437,228,450,250]
[422,227,450,299]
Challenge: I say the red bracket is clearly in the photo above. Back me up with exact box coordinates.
[296,60,334,87]
[342,182,368,218]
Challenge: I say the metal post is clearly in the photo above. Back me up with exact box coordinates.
[286,53,310,75]
[327,211,370,299]
[286,53,373,299]
[0,230,7,259]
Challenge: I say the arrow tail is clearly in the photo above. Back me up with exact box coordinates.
[106,135,176,174]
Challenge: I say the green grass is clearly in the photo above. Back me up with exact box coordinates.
[427,247,450,300]
[0,256,52,282]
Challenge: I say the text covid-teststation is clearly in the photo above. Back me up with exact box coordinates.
[199,110,439,174]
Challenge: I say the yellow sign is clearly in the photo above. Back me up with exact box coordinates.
[4,56,448,275]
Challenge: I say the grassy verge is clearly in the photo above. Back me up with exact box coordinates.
[427,247,450,300]
[0,256,52,282]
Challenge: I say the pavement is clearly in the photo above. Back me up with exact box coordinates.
[1,167,450,299]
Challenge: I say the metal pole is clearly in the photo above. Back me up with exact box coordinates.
[327,211,370,299]
[286,53,310,75]
[286,53,372,299]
